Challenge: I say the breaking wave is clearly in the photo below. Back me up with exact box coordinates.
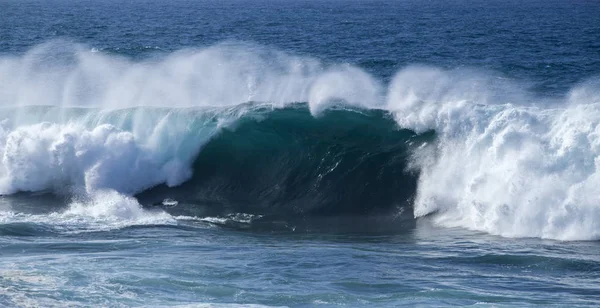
[0,40,599,240]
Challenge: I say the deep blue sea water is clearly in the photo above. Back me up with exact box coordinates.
[1,0,600,307]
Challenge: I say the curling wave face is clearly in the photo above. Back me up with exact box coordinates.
[0,41,599,240]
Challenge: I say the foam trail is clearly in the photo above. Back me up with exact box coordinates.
[0,190,175,233]
[65,190,175,229]
[388,66,600,241]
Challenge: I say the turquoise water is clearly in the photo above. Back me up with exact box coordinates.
[1,0,600,306]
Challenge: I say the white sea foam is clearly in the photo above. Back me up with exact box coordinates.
[0,119,202,195]
[0,41,599,240]
[387,66,600,241]
[0,191,175,233]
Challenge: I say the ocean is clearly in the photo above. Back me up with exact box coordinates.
[0,0,599,306]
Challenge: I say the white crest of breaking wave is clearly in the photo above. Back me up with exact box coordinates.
[0,111,215,195]
[387,66,600,241]
[0,41,599,240]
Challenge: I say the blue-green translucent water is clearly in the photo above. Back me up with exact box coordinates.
[0,0,599,306]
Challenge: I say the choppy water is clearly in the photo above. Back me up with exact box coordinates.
[1,0,599,306]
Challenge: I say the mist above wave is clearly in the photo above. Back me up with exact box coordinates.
[0,40,381,113]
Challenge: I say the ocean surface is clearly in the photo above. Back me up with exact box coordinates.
[1,0,600,306]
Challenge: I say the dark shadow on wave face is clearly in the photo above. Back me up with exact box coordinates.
[136,105,435,220]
